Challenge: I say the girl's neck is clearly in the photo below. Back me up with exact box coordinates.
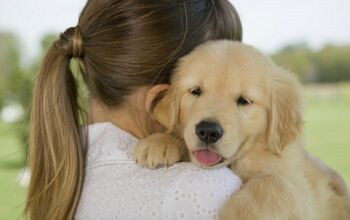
[88,99,146,139]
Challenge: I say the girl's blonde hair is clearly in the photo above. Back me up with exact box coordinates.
[25,0,242,219]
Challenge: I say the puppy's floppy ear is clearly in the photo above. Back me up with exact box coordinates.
[267,67,303,154]
[153,86,181,132]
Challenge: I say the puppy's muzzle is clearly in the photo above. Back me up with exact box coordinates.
[195,121,224,144]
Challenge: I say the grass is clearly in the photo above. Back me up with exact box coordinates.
[0,83,349,219]
[304,84,350,185]
[0,123,26,220]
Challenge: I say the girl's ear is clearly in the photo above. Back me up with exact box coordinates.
[145,84,169,113]
[146,83,181,132]
[145,84,172,129]
[153,86,181,132]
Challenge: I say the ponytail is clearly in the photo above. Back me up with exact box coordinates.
[25,27,85,220]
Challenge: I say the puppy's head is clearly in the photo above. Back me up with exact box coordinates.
[156,41,303,168]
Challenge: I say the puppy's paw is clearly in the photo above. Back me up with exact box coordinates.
[133,133,183,169]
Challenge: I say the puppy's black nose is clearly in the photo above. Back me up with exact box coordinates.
[195,121,223,144]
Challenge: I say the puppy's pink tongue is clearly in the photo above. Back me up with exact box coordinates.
[194,149,222,166]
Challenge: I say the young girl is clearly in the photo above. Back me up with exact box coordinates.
[25,0,243,219]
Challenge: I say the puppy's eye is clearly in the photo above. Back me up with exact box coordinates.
[237,96,252,105]
[190,87,202,96]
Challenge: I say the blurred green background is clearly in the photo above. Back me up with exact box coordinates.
[1,32,349,220]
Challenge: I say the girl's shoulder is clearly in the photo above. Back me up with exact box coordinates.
[76,162,241,220]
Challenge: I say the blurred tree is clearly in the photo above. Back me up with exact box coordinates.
[272,43,317,82]
[0,32,59,165]
[272,43,350,83]
[314,45,350,82]
[0,33,22,109]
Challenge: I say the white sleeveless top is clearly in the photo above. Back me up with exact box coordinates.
[75,122,241,220]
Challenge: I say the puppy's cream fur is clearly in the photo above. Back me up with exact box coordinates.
[134,41,350,219]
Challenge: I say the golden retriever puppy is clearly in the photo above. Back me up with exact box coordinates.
[134,41,350,220]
